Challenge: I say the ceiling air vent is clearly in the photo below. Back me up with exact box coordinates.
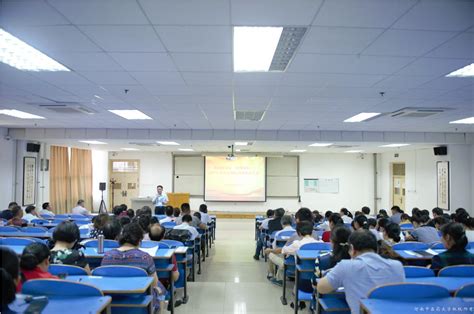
[331,145,356,149]
[390,107,449,118]
[234,110,265,122]
[29,102,98,114]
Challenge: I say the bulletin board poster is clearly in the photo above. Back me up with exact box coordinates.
[23,157,36,206]
[304,178,339,194]
[437,161,449,211]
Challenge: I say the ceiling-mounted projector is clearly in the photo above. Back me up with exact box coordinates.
[226,144,237,160]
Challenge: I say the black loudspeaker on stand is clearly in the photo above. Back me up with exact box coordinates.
[99,182,107,214]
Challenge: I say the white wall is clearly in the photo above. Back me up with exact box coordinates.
[92,150,109,212]
[0,128,16,207]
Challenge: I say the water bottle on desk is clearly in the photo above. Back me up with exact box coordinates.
[98,234,104,254]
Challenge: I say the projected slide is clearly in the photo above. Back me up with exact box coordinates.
[205,156,266,202]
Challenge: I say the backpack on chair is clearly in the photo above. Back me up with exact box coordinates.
[164,229,192,243]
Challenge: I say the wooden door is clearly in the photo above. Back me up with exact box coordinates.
[391,163,406,211]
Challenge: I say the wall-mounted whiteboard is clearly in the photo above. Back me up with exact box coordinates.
[304,178,339,194]
[173,156,204,196]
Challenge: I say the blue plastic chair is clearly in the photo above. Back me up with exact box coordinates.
[404,266,435,278]
[430,242,445,249]
[455,283,474,297]
[468,242,474,249]
[368,283,450,299]
[141,240,169,248]
[30,219,47,225]
[0,226,20,232]
[161,239,184,248]
[70,214,88,219]
[92,265,148,277]
[22,226,48,233]
[0,218,8,223]
[40,214,54,220]
[392,242,429,250]
[300,242,332,251]
[55,214,70,219]
[49,264,89,276]
[82,239,119,248]
[0,237,37,245]
[162,222,176,229]
[438,265,474,277]
[22,279,103,296]
[400,223,414,230]
[79,228,90,235]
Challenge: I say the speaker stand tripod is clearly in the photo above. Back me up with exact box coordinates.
[98,190,107,214]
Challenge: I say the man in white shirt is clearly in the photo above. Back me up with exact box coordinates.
[23,205,40,222]
[198,204,210,224]
[159,206,175,224]
[259,209,275,231]
[39,202,55,216]
[173,214,199,240]
[71,199,90,216]
[264,221,319,286]
[152,185,168,215]
[272,215,295,249]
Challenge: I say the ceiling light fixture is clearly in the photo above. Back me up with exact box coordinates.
[449,116,474,124]
[309,143,333,147]
[178,148,194,152]
[109,110,152,120]
[290,149,306,153]
[235,142,248,146]
[379,144,410,148]
[79,140,107,145]
[233,26,283,72]
[0,109,45,119]
[0,28,70,71]
[345,150,364,153]
[344,112,381,123]
[446,63,474,78]
[157,141,180,146]
[121,148,139,151]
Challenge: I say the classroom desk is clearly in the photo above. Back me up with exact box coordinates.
[67,275,154,294]
[0,231,90,239]
[406,277,474,293]
[82,247,174,260]
[8,294,112,314]
[396,249,474,260]
[360,297,474,314]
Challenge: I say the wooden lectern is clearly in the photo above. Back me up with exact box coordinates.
[167,193,190,208]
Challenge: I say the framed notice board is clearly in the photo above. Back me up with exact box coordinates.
[23,157,36,206]
[437,161,449,211]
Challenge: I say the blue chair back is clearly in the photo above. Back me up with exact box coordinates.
[82,239,119,248]
[0,226,20,232]
[22,226,48,233]
[92,265,148,277]
[70,214,87,219]
[141,240,170,248]
[455,283,474,297]
[0,237,36,245]
[79,228,90,235]
[155,215,166,220]
[404,266,435,278]
[74,220,90,225]
[160,239,184,248]
[300,242,332,251]
[392,242,429,250]
[40,214,54,220]
[22,279,103,296]
[162,222,176,229]
[49,264,89,276]
[400,223,414,230]
[0,218,8,223]
[468,242,474,249]
[31,219,47,225]
[438,265,474,277]
[430,242,445,249]
[52,219,68,224]
[368,283,450,299]
[55,214,70,219]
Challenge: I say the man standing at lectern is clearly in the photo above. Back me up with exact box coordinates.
[152,185,168,215]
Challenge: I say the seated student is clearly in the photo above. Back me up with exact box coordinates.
[367,218,382,241]
[317,230,405,314]
[259,209,275,231]
[339,208,353,224]
[175,203,207,230]
[382,223,402,246]
[112,205,126,217]
[265,221,319,286]
[361,206,374,219]
[433,216,449,231]
[389,206,403,224]
[102,218,122,240]
[199,204,210,224]
[352,215,369,231]
[283,207,318,244]
[127,208,135,219]
[431,222,474,272]
[271,215,295,249]
[149,224,180,284]
[254,208,284,260]
[173,214,199,240]
[71,199,90,216]
[319,211,332,231]
[432,207,443,218]
[135,215,152,241]
[455,212,474,242]
[322,213,344,242]
[160,206,175,224]
[40,202,55,216]
[193,212,201,221]
[7,205,26,227]
[400,213,411,225]
[1,247,21,310]
[406,214,440,243]
[50,221,90,273]
[90,214,109,238]
[173,207,180,219]
[22,205,40,223]
[20,243,58,285]
[315,226,351,277]
[1,202,18,220]
[101,223,166,312]
[119,216,131,227]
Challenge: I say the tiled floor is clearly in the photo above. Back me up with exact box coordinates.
[174,219,295,314]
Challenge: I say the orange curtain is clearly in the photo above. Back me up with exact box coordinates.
[70,148,93,211]
[49,146,69,214]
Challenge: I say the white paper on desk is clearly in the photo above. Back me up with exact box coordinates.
[404,250,421,257]
[139,246,158,256]
[425,249,438,255]
[281,236,289,240]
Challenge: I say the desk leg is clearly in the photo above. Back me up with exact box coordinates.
[197,245,202,274]
[191,250,196,281]
[169,267,175,314]
[280,263,287,305]
[182,259,189,304]
[294,268,299,314]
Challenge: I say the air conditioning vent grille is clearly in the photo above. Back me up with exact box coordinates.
[390,107,450,118]
[28,102,98,114]
[235,110,265,121]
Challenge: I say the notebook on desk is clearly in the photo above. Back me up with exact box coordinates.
[413,250,435,258]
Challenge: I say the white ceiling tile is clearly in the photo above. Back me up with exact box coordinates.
[393,0,474,31]
[274,86,322,97]
[172,53,232,72]
[155,26,232,53]
[139,0,230,25]
[129,72,185,86]
[373,75,435,89]
[79,71,138,85]
[0,0,69,26]
[395,58,472,76]
[234,85,276,97]
[282,73,385,87]
[231,0,323,25]
[79,26,165,52]
[233,73,283,86]
[146,85,192,96]
[181,72,233,86]
[47,52,123,71]
[418,77,473,91]
[109,53,177,71]
[317,87,382,99]
[313,0,417,28]
[188,85,233,97]
[427,33,474,59]
[49,0,148,24]
[299,27,383,54]
[363,29,456,57]
[31,72,92,87]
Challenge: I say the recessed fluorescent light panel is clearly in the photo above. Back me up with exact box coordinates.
[109,110,152,120]
[290,149,306,153]
[0,109,45,119]
[379,144,410,148]
[235,142,248,146]
[178,148,194,152]
[309,143,333,147]
[449,117,474,124]
[121,148,139,151]
[0,29,70,72]
[157,141,180,146]
[269,27,307,71]
[79,140,107,145]
[233,26,283,72]
[345,150,364,153]
[344,112,381,122]
[446,63,474,78]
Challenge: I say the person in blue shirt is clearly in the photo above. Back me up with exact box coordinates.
[152,185,168,215]
[317,229,405,314]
